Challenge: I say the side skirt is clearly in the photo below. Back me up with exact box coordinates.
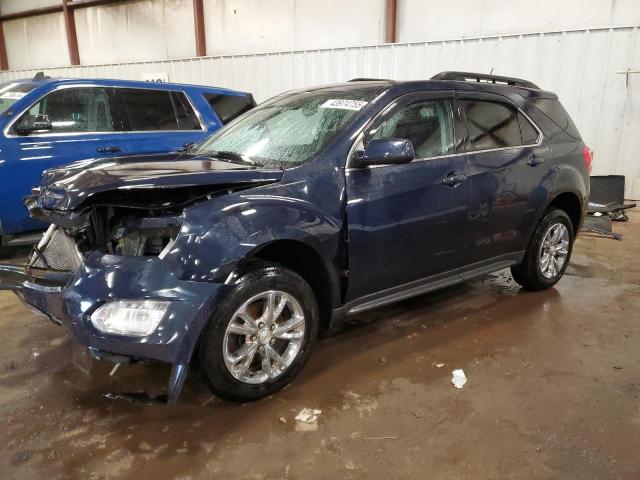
[329,251,524,331]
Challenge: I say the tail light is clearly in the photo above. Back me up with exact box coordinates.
[582,146,593,175]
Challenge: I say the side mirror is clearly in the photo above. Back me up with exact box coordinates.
[178,141,197,153]
[14,114,53,135]
[352,138,415,168]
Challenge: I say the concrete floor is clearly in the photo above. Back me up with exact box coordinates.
[1,212,639,480]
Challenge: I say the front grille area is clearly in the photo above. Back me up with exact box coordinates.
[30,226,83,272]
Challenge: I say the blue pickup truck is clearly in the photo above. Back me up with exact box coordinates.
[0,74,255,248]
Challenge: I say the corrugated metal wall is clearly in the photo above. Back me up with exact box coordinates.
[1,26,639,196]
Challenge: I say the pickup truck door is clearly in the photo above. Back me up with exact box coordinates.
[345,92,470,301]
[0,86,127,234]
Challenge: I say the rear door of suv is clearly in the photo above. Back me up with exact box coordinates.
[114,86,209,155]
[456,92,551,269]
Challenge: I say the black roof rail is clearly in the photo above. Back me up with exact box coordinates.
[348,78,390,82]
[33,71,51,81]
[431,71,539,89]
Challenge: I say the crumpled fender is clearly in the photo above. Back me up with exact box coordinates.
[162,178,343,288]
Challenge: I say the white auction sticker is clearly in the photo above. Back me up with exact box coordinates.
[0,91,26,100]
[320,99,368,111]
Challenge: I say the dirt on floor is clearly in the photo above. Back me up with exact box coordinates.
[1,211,639,480]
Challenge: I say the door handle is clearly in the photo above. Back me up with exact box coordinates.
[442,173,467,187]
[526,155,545,167]
[97,146,122,153]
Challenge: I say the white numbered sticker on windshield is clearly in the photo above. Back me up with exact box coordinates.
[0,91,26,100]
[320,99,368,111]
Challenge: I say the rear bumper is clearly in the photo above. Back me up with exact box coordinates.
[0,253,233,402]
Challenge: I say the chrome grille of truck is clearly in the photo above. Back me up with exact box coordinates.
[30,225,83,272]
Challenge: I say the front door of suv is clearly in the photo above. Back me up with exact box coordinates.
[456,93,549,268]
[345,92,470,301]
[1,86,126,233]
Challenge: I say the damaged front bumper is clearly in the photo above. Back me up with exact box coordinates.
[0,252,233,404]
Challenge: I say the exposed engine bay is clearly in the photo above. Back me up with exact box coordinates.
[25,181,268,271]
[28,209,181,274]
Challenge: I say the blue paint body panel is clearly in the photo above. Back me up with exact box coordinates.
[0,77,252,236]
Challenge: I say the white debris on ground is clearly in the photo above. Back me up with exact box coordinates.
[294,408,321,431]
[451,369,467,389]
[432,362,445,368]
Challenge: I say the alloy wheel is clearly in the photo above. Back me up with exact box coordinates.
[222,290,306,384]
[538,223,570,279]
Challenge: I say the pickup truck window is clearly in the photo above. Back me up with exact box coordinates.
[204,93,255,125]
[196,89,381,168]
[369,100,456,159]
[15,87,114,134]
[119,88,202,131]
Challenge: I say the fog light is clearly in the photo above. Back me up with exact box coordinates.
[90,300,170,336]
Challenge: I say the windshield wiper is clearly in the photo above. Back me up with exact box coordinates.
[203,150,255,166]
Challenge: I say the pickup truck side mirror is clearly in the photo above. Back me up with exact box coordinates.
[14,114,53,135]
[351,138,415,169]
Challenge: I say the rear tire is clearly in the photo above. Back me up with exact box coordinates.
[511,209,574,291]
[197,263,319,402]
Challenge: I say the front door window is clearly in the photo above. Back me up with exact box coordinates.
[368,100,456,159]
[14,87,114,134]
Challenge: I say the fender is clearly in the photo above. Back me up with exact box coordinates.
[161,178,344,306]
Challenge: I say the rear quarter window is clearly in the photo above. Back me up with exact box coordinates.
[204,93,255,124]
[531,98,581,140]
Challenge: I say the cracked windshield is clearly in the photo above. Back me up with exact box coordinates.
[195,89,383,168]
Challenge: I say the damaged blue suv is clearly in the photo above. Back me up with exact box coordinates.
[0,72,591,403]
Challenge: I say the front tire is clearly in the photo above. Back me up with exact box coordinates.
[197,263,319,402]
[511,209,574,291]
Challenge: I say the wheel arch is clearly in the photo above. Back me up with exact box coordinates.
[545,191,584,236]
[239,239,338,332]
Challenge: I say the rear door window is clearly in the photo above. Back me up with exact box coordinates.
[172,91,202,130]
[204,93,255,124]
[14,87,115,134]
[518,112,539,145]
[119,88,180,131]
[460,99,522,152]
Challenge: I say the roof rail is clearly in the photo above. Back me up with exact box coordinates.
[431,71,539,89]
[347,78,390,82]
[33,71,51,81]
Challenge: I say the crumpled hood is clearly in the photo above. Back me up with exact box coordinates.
[32,153,283,211]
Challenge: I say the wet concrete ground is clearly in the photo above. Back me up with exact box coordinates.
[1,212,639,480]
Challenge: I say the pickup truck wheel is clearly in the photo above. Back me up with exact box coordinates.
[511,209,574,291]
[197,263,319,402]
